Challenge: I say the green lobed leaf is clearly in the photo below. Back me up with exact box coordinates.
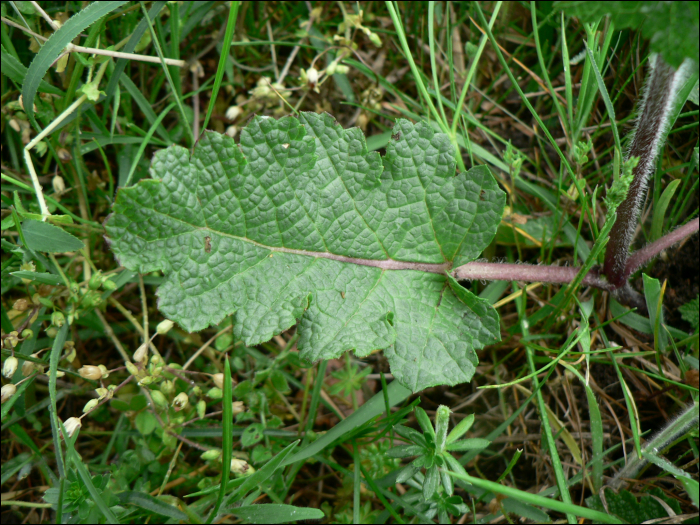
[105,113,505,391]
[556,1,699,69]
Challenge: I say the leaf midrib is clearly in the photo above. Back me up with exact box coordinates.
[130,201,452,274]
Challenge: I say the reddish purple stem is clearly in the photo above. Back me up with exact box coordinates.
[451,217,698,289]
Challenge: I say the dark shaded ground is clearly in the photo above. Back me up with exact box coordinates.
[647,231,699,332]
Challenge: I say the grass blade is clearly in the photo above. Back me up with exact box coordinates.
[138,2,193,148]
[584,41,621,154]
[117,491,188,521]
[445,469,624,523]
[200,2,240,134]
[651,179,681,241]
[207,355,233,523]
[283,379,412,466]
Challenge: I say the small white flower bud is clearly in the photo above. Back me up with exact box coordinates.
[201,449,221,461]
[52,176,66,194]
[306,67,319,87]
[63,417,82,438]
[22,360,35,377]
[231,401,245,415]
[78,365,103,381]
[150,389,168,407]
[212,373,225,390]
[12,298,29,312]
[225,106,241,121]
[156,320,174,335]
[133,343,148,364]
[3,357,18,378]
[173,392,189,411]
[230,458,250,475]
[207,387,222,399]
[125,361,139,376]
[225,125,238,138]
[160,379,175,395]
[138,375,156,386]
[1,383,17,403]
[83,398,99,413]
[95,388,109,399]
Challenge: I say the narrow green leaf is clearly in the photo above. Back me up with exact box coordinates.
[200,2,239,134]
[123,102,176,187]
[118,75,172,145]
[651,179,681,241]
[48,324,69,478]
[643,274,668,352]
[284,380,412,466]
[208,355,233,523]
[103,1,167,101]
[584,41,622,154]
[446,414,474,445]
[414,407,436,441]
[446,469,624,523]
[21,219,84,253]
[22,1,128,130]
[10,271,64,285]
[231,504,324,524]
[1,48,64,95]
[678,476,700,508]
[117,491,187,521]
[445,438,491,452]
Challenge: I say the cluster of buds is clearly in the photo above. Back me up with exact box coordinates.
[336,10,382,47]
[249,78,289,103]
[126,349,165,387]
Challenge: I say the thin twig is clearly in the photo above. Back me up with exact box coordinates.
[1,17,186,66]
[30,1,58,30]
[278,2,315,84]
[182,325,233,370]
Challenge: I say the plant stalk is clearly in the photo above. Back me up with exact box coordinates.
[602,55,689,288]
[452,218,698,289]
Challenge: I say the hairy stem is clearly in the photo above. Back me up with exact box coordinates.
[452,218,698,289]
[624,217,699,279]
[452,262,611,290]
[603,55,688,288]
